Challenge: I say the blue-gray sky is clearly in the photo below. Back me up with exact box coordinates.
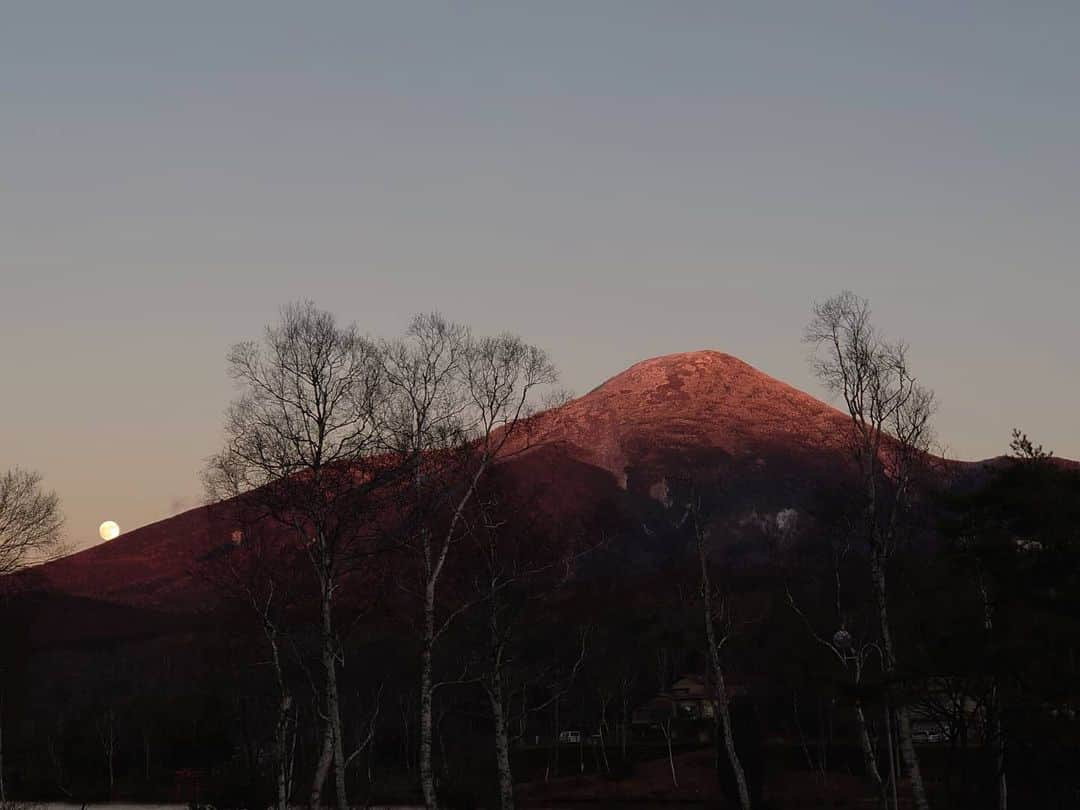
[3,2,1078,550]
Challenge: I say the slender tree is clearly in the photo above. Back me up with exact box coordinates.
[686,489,752,810]
[462,492,593,810]
[805,291,935,810]
[785,534,890,807]
[203,512,301,810]
[378,314,556,809]
[205,301,385,809]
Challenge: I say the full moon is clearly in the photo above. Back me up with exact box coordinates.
[99,520,120,541]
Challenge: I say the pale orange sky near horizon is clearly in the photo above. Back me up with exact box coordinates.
[2,3,1078,551]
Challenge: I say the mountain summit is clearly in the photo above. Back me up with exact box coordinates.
[524,350,852,486]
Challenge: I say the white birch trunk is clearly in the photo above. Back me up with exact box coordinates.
[420,581,438,809]
[870,550,930,810]
[698,525,752,810]
[322,592,348,810]
[489,679,516,810]
[853,699,886,807]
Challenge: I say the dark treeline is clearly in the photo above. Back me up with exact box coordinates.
[1,295,1078,810]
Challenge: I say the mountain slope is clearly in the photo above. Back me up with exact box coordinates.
[26,350,967,616]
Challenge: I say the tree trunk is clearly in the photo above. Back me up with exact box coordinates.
[896,706,930,810]
[699,533,751,810]
[598,712,612,775]
[884,703,899,810]
[420,582,438,810]
[713,674,752,810]
[996,732,1007,810]
[310,720,335,807]
[578,711,585,774]
[489,679,516,810]
[100,709,116,798]
[853,699,886,807]
[310,568,337,809]
[869,549,896,667]
[319,579,349,810]
[267,626,292,810]
[981,581,1007,810]
[662,721,678,787]
[331,673,348,810]
[991,686,1007,810]
[870,548,930,810]
[276,693,293,810]
[105,718,115,796]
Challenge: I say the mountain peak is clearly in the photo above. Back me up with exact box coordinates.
[525,350,852,483]
[590,350,759,395]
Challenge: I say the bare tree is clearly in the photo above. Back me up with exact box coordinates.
[786,553,890,807]
[204,515,300,810]
[0,466,64,799]
[378,314,556,810]
[471,504,541,810]
[782,494,897,807]
[805,291,936,810]
[462,495,594,810]
[205,301,385,810]
[686,490,752,810]
[0,467,65,576]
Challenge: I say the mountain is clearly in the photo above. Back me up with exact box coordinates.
[24,350,984,628]
[21,499,224,613]
[522,350,856,485]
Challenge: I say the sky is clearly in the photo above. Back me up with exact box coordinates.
[3,2,1078,552]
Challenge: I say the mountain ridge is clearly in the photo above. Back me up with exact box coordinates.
[24,350,1020,619]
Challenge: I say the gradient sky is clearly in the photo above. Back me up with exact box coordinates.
[3,2,1078,552]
